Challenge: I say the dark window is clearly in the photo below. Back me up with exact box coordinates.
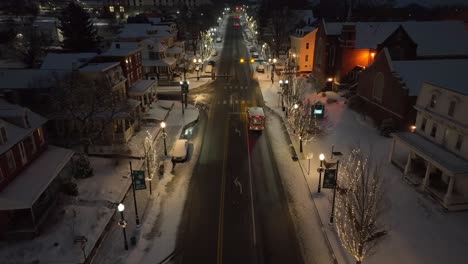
[430,94,437,108]
[306,43,309,49]
[0,126,6,143]
[456,134,464,150]
[448,101,456,117]
[305,55,309,62]
[430,123,437,137]
[421,118,427,131]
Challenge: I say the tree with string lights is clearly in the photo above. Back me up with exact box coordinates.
[285,77,332,152]
[143,131,158,194]
[334,148,387,264]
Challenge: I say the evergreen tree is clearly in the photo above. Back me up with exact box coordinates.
[57,1,100,52]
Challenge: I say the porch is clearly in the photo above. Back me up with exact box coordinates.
[110,99,142,144]
[390,132,468,211]
[128,79,157,113]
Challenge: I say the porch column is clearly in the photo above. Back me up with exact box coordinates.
[388,138,396,163]
[404,151,413,176]
[422,162,432,189]
[443,176,455,206]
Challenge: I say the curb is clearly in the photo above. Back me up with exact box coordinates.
[264,105,339,264]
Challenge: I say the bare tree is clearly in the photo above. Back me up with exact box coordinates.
[335,148,387,264]
[285,76,332,151]
[143,131,158,187]
[51,72,132,153]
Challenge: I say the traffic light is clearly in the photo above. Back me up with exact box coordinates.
[240,58,245,63]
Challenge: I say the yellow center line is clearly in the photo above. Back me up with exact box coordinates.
[217,120,229,264]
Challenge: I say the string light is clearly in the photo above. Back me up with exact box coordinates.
[334,148,386,263]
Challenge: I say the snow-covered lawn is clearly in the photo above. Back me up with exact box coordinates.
[257,72,468,264]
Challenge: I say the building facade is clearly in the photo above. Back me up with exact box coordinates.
[389,80,468,210]
[0,100,74,239]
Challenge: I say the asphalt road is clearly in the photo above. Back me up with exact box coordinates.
[177,15,303,264]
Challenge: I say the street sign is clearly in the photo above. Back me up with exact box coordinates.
[322,168,337,189]
[132,170,147,190]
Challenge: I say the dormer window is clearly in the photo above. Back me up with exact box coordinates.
[448,100,456,117]
[429,94,437,108]
[0,125,7,144]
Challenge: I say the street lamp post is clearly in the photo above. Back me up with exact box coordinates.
[161,122,167,156]
[293,103,303,153]
[317,153,325,193]
[117,203,129,250]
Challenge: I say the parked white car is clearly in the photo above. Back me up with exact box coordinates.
[171,139,189,162]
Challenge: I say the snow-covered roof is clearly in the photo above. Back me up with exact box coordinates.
[101,42,142,57]
[128,79,157,96]
[0,145,74,210]
[40,53,97,70]
[354,21,468,56]
[118,23,174,39]
[0,69,68,89]
[391,58,468,96]
[79,62,120,72]
[393,132,468,174]
[248,106,264,116]
[142,58,176,67]
[166,46,183,54]
[147,17,162,24]
[0,99,47,155]
[323,21,346,35]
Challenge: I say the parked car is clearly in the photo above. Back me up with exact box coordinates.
[216,37,222,43]
[249,47,257,53]
[171,139,189,162]
[256,64,265,73]
[208,60,216,66]
[252,52,259,58]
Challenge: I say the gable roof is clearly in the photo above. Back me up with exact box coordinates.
[385,49,468,96]
[40,53,97,70]
[354,21,468,56]
[322,20,346,35]
[118,23,174,39]
[0,69,68,90]
[0,99,47,155]
[101,42,142,57]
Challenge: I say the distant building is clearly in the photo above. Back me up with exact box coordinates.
[0,100,74,239]
[94,42,144,88]
[389,76,468,210]
[313,20,468,89]
[289,26,318,74]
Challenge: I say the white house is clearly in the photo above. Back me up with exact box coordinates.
[389,60,468,210]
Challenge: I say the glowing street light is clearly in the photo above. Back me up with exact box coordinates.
[117,203,129,250]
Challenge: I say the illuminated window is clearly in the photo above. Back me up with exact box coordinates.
[37,128,45,146]
[109,6,115,13]
[120,6,125,12]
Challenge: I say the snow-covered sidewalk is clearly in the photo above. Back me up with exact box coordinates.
[0,102,199,264]
[256,70,468,264]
